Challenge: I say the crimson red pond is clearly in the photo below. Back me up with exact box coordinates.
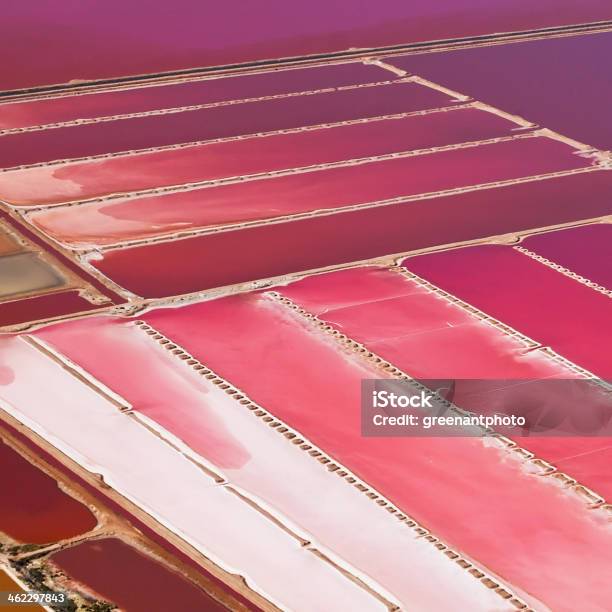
[0,81,452,169]
[3,1,611,91]
[141,294,612,612]
[0,61,388,130]
[43,135,591,248]
[522,223,612,291]
[0,291,100,329]
[2,107,517,206]
[0,439,97,543]
[50,538,228,612]
[403,244,612,378]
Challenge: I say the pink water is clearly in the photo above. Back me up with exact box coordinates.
[404,244,612,377]
[86,170,612,297]
[0,81,451,168]
[3,107,514,206]
[46,136,590,248]
[140,294,612,611]
[522,224,612,290]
